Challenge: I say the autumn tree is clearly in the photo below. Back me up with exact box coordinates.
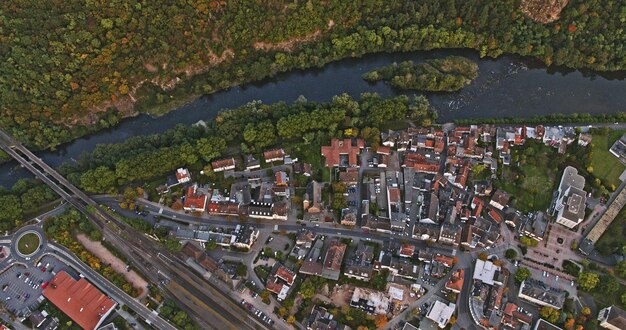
[374,314,388,328]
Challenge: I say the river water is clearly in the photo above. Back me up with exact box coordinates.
[2,49,625,188]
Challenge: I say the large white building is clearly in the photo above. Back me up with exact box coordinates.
[426,300,456,329]
[553,166,587,229]
[598,305,626,330]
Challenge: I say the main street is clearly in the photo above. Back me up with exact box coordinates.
[0,129,265,330]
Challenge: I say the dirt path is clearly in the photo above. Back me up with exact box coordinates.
[76,234,148,297]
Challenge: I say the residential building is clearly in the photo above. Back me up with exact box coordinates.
[247,202,273,219]
[578,133,592,147]
[598,305,626,330]
[322,240,347,280]
[520,211,548,241]
[502,303,533,330]
[306,305,350,330]
[321,138,365,168]
[232,225,259,249]
[175,168,191,183]
[426,300,456,329]
[183,184,207,212]
[211,158,236,172]
[264,148,285,163]
[303,181,323,214]
[244,154,260,171]
[553,166,587,228]
[275,171,289,186]
[489,189,510,210]
[299,239,324,277]
[445,269,465,294]
[398,244,415,258]
[344,242,375,281]
[609,133,626,165]
[42,271,116,330]
[469,259,510,329]
[266,263,296,301]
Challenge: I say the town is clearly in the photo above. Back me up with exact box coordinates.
[1,122,626,330]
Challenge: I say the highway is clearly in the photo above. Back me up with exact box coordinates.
[0,129,264,330]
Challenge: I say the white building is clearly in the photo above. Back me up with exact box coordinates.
[426,300,456,329]
[553,166,587,229]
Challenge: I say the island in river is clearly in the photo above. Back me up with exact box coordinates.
[362,56,479,92]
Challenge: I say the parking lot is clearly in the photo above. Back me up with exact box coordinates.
[0,255,68,317]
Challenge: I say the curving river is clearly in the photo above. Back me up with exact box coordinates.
[1,49,625,188]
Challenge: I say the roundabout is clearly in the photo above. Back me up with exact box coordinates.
[17,232,40,256]
[11,226,47,261]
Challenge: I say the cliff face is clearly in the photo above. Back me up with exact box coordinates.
[520,0,570,23]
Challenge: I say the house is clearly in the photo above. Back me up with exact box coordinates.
[42,271,116,330]
[426,300,456,329]
[232,225,259,249]
[439,223,462,247]
[321,138,365,168]
[349,287,390,315]
[244,154,260,171]
[578,133,592,147]
[275,171,289,186]
[29,310,48,328]
[520,211,548,241]
[398,244,415,258]
[183,184,208,212]
[303,181,323,214]
[501,303,533,330]
[339,168,359,185]
[445,269,465,293]
[264,149,285,163]
[404,153,440,174]
[211,158,236,172]
[609,133,626,165]
[518,279,566,310]
[322,240,347,281]
[552,166,587,229]
[489,189,510,210]
[266,263,296,301]
[344,242,375,281]
[306,305,350,330]
[361,215,392,233]
[340,208,357,226]
[247,202,273,219]
[598,305,626,330]
[412,223,440,242]
[470,259,510,328]
[299,239,325,277]
[175,168,191,183]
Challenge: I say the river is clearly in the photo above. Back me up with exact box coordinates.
[1,49,625,188]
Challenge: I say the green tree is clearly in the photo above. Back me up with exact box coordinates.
[505,249,517,260]
[616,260,626,278]
[539,306,560,324]
[578,271,600,291]
[515,267,532,283]
[196,137,226,162]
[80,166,117,193]
[597,274,619,294]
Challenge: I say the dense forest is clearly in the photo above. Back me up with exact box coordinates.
[0,1,624,149]
[363,56,479,92]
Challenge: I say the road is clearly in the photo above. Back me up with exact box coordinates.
[0,129,265,330]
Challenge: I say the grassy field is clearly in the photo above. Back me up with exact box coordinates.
[17,232,40,255]
[590,129,626,188]
[498,145,558,212]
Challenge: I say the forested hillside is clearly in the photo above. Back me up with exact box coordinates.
[0,0,624,148]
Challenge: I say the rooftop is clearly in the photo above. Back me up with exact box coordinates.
[473,259,500,285]
[43,271,116,330]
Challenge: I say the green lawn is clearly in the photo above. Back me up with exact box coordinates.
[498,153,558,212]
[590,129,626,188]
[595,210,626,256]
[17,232,40,255]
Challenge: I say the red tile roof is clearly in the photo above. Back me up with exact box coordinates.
[275,265,296,285]
[184,186,207,210]
[434,254,454,267]
[399,244,415,257]
[43,271,116,330]
[488,209,503,224]
[211,158,235,171]
[388,187,401,205]
[321,139,364,167]
[266,278,284,294]
[264,149,285,162]
[445,268,465,293]
[377,146,391,155]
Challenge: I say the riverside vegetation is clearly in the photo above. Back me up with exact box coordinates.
[0,1,624,149]
[362,56,479,92]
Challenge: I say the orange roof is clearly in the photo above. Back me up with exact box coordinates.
[264,149,285,161]
[275,265,296,285]
[211,158,235,170]
[43,271,116,330]
[377,146,391,155]
[321,139,364,167]
[434,254,454,267]
[489,209,503,224]
[388,187,401,204]
[445,268,465,292]
[184,186,207,210]
[265,278,284,294]
[399,244,415,257]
